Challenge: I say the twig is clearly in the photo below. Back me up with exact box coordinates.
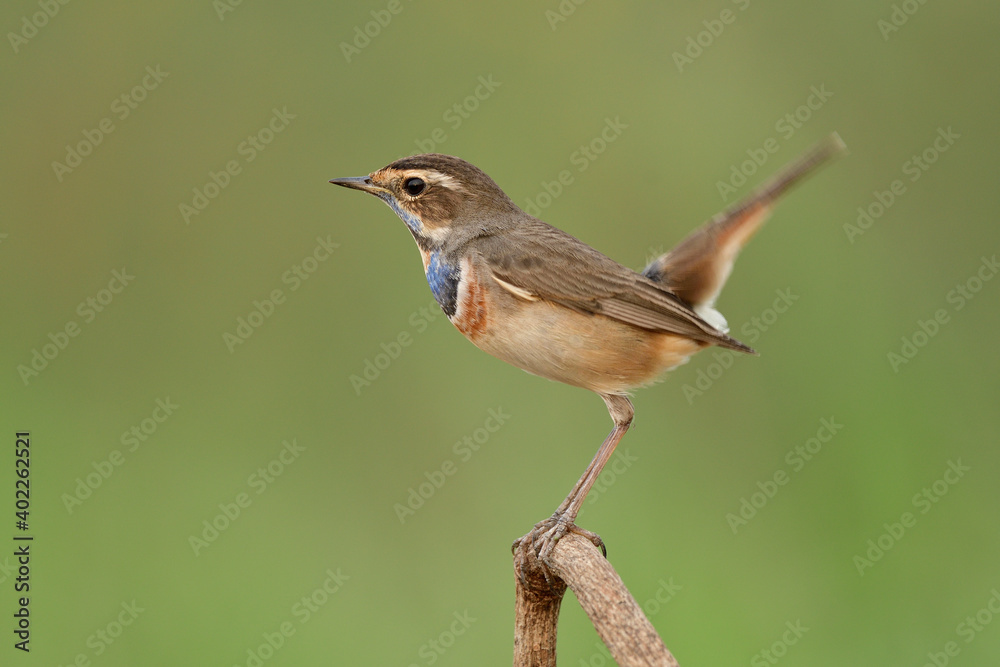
[513,532,679,666]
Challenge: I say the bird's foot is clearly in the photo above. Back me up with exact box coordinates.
[511,515,606,592]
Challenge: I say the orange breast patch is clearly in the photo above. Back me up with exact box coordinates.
[452,259,489,338]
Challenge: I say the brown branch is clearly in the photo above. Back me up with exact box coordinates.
[513,532,679,667]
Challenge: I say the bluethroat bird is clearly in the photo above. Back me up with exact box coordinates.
[330,133,845,570]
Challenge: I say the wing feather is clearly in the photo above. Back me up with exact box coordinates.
[477,220,754,353]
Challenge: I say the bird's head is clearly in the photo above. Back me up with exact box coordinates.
[330,153,519,247]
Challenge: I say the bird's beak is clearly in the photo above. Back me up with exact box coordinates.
[328,176,385,195]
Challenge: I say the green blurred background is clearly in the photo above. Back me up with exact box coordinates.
[3,1,999,665]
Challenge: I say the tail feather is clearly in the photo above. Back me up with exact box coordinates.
[644,133,847,311]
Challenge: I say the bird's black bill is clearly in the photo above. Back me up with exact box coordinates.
[328,176,374,191]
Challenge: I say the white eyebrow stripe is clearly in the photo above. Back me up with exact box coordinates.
[403,169,467,194]
[429,172,466,192]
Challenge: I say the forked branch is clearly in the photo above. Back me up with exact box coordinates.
[513,533,679,666]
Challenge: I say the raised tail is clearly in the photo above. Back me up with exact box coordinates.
[643,133,847,325]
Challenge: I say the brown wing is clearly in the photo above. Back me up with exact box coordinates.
[478,219,754,353]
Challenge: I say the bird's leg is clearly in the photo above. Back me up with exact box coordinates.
[513,394,634,583]
[543,394,633,554]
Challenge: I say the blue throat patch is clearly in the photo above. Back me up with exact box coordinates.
[425,252,460,318]
[375,193,457,316]
[380,194,424,236]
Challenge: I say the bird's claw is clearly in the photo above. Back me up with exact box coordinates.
[512,517,606,592]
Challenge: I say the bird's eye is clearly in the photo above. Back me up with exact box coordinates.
[403,177,426,196]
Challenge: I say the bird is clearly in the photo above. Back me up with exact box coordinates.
[330,133,845,575]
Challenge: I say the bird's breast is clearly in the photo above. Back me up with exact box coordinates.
[451,256,490,338]
[420,250,490,338]
[421,250,703,394]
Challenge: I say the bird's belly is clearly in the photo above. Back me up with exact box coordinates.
[450,267,704,394]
